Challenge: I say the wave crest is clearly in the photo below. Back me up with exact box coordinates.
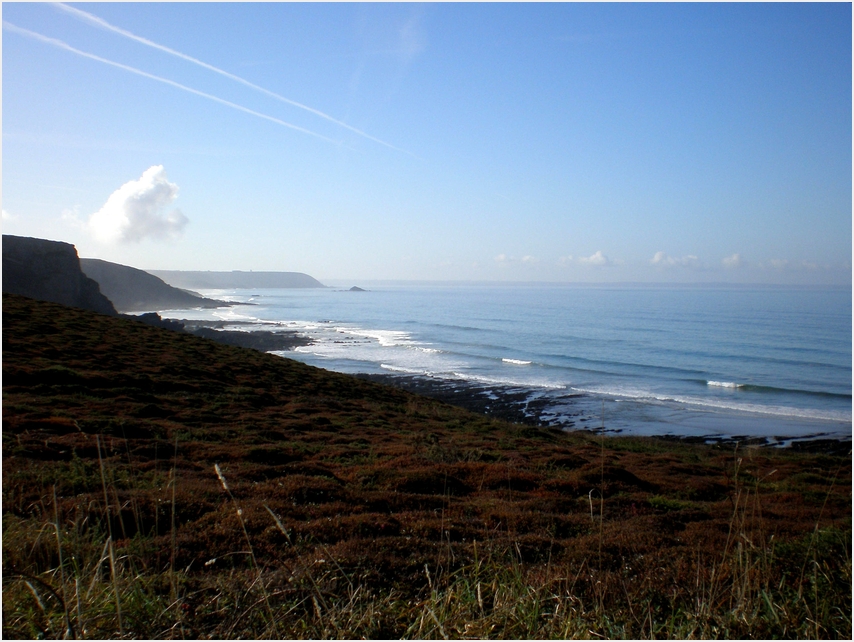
[707,381,744,389]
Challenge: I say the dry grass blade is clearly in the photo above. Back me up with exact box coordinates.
[214,464,280,638]
[52,486,75,639]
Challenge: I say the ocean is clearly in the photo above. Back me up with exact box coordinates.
[160,283,852,444]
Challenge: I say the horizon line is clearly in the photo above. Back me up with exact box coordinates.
[135,274,852,289]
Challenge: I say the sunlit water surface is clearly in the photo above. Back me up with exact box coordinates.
[161,284,851,443]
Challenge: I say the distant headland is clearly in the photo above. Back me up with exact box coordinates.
[149,270,325,290]
[80,258,232,312]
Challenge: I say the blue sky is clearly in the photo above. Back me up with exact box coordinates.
[2,2,851,284]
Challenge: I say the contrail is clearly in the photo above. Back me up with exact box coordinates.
[53,2,411,155]
[3,22,341,144]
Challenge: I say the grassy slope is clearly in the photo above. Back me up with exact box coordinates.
[2,292,850,639]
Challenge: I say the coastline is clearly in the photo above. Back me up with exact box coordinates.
[180,319,313,351]
[354,372,589,427]
[124,305,850,450]
[124,314,315,351]
[164,283,850,444]
[355,372,852,454]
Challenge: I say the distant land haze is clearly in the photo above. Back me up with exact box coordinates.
[149,271,325,290]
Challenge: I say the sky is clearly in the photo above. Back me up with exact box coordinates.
[2,2,851,285]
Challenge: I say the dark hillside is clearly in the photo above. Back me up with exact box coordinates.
[80,258,230,312]
[2,293,850,639]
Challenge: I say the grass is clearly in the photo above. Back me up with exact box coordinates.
[2,292,851,639]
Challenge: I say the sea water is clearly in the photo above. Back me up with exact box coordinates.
[160,283,852,443]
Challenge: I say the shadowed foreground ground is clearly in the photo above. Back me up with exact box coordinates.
[2,293,850,639]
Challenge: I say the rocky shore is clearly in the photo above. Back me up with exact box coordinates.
[354,372,588,427]
[185,326,313,351]
[120,315,314,351]
[355,373,852,455]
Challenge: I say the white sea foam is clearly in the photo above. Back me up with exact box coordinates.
[380,364,430,375]
[707,381,744,389]
[451,371,567,390]
[286,321,466,379]
[213,308,259,322]
[679,397,849,422]
[573,385,850,423]
[343,329,413,347]
[502,358,532,365]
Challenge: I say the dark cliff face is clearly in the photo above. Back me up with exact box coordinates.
[2,235,117,316]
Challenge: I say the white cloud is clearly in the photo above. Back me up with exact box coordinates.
[722,253,744,268]
[494,253,512,263]
[651,251,701,268]
[578,250,610,266]
[89,165,187,243]
[521,255,539,264]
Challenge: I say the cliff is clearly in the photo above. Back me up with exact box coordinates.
[148,270,325,289]
[1,235,117,316]
[80,258,230,312]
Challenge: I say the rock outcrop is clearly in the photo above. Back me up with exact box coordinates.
[80,258,230,312]
[2,235,117,316]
